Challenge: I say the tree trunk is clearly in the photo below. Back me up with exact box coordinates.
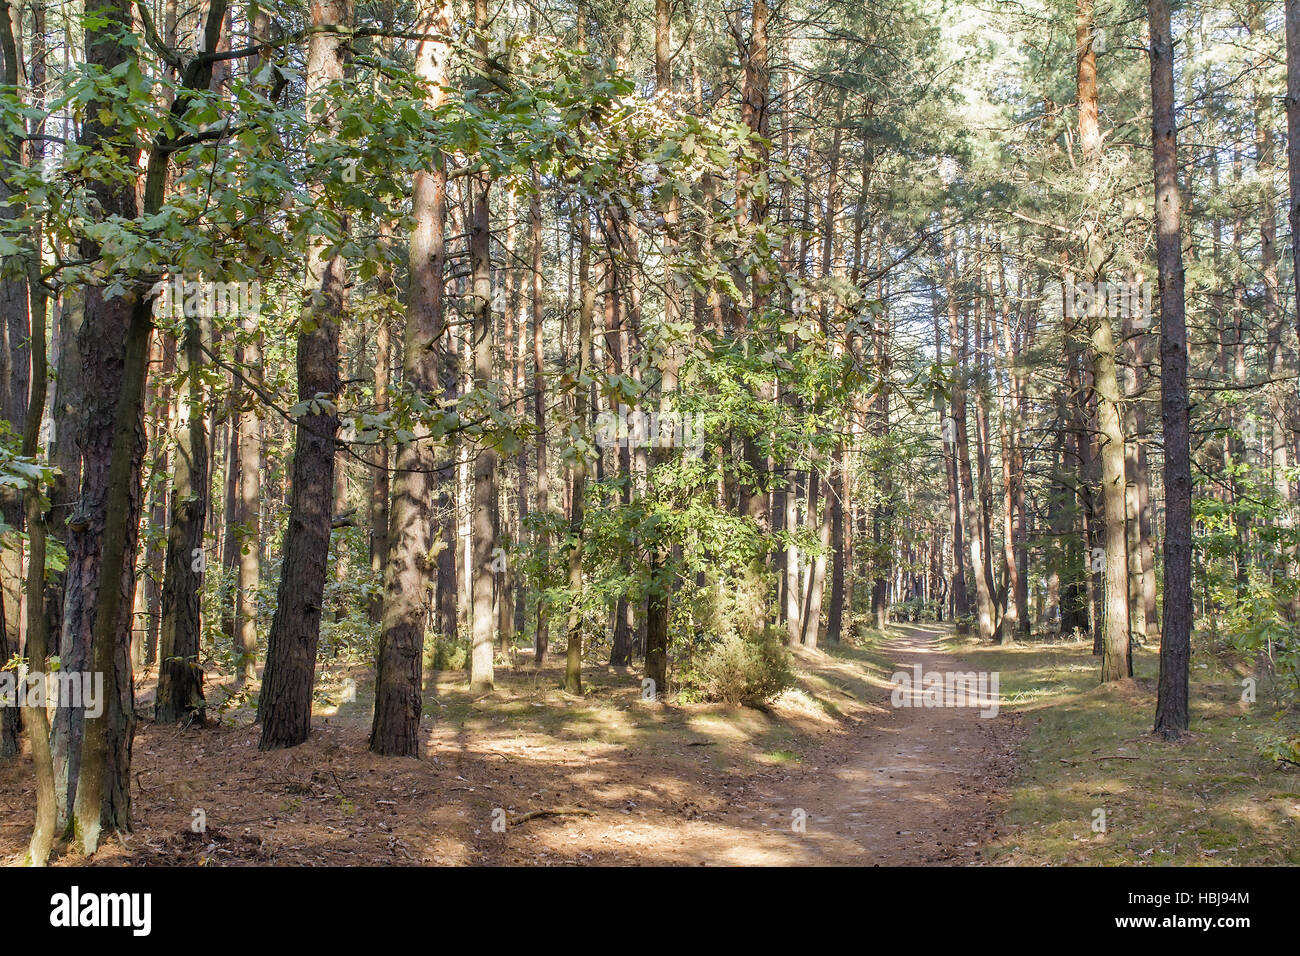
[1288,0,1300,353]
[530,165,551,666]
[1150,0,1192,739]
[368,291,391,625]
[801,469,832,650]
[154,305,209,724]
[61,0,229,851]
[234,313,262,685]
[566,197,596,695]
[258,0,350,750]
[369,0,452,756]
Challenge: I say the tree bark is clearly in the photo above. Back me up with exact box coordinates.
[154,304,209,724]
[1150,0,1192,739]
[258,0,350,750]
[234,313,262,684]
[368,0,451,756]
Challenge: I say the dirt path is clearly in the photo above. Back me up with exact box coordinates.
[0,624,1020,867]
[538,622,1020,865]
[730,623,1020,864]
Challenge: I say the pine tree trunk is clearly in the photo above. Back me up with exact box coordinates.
[1288,0,1300,353]
[369,0,452,756]
[369,290,391,626]
[234,313,262,685]
[530,166,551,666]
[566,196,596,695]
[155,308,209,724]
[258,0,350,750]
[800,468,833,651]
[1150,0,1192,739]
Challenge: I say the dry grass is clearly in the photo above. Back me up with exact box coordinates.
[947,632,1300,865]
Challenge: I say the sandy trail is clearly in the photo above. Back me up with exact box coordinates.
[0,624,1019,867]
[488,623,1020,865]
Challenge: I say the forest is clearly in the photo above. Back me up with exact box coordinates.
[0,0,1296,870]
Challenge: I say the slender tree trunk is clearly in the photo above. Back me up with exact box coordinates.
[368,0,452,755]
[466,0,498,694]
[0,0,28,759]
[801,469,832,650]
[0,0,29,669]
[828,441,847,642]
[21,229,56,866]
[1288,0,1300,353]
[530,167,550,666]
[566,198,596,695]
[369,293,391,626]
[63,0,229,851]
[1090,307,1132,680]
[1150,0,1192,738]
[154,304,209,724]
[258,0,350,750]
[954,303,994,640]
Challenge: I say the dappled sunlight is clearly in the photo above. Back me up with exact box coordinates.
[0,624,1022,866]
[982,639,1300,865]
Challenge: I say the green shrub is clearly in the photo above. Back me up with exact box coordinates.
[688,627,793,706]
[427,634,469,672]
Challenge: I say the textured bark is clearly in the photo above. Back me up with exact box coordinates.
[1076,0,1130,680]
[19,153,55,865]
[996,263,1029,643]
[234,314,262,685]
[972,272,1000,631]
[59,0,215,850]
[467,0,497,694]
[142,334,173,667]
[566,197,596,696]
[0,0,28,669]
[1122,307,1152,643]
[0,594,16,759]
[736,0,771,547]
[829,440,847,642]
[218,403,240,644]
[1090,311,1132,681]
[530,166,551,666]
[509,197,529,644]
[368,315,390,626]
[604,257,632,668]
[933,275,967,627]
[436,331,459,643]
[258,0,350,750]
[954,302,994,640]
[785,467,802,643]
[369,0,451,757]
[0,0,27,759]
[869,282,893,633]
[800,468,832,650]
[1252,13,1297,605]
[1150,0,1192,739]
[154,309,209,724]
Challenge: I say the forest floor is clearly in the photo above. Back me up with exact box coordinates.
[3,621,1295,866]
[0,622,1021,865]
[961,630,1300,865]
